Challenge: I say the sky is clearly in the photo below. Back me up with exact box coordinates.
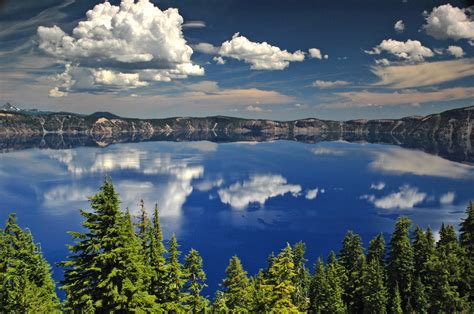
[0,0,473,120]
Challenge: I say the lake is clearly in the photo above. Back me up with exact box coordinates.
[0,139,473,297]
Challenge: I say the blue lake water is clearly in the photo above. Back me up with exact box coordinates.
[0,140,473,297]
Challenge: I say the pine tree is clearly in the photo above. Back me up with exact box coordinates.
[292,241,310,312]
[221,255,251,311]
[136,199,151,248]
[148,204,168,303]
[0,214,60,313]
[411,276,428,314]
[183,248,208,313]
[309,257,330,313]
[367,233,385,269]
[211,290,228,313]
[267,243,299,312]
[163,234,185,311]
[361,259,387,314]
[250,269,273,312]
[325,253,346,313]
[339,230,365,312]
[390,283,403,314]
[387,217,414,312]
[459,201,474,306]
[426,224,465,312]
[61,178,156,312]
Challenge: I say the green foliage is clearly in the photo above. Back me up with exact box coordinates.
[387,217,414,312]
[61,178,156,312]
[162,234,186,311]
[390,283,403,314]
[221,255,251,311]
[460,201,474,307]
[339,230,365,313]
[0,214,60,313]
[361,259,387,314]
[183,248,208,312]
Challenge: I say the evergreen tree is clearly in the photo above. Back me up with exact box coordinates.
[61,178,156,312]
[0,214,60,313]
[339,230,365,313]
[309,257,330,313]
[183,248,208,313]
[267,243,299,312]
[250,269,273,313]
[411,276,428,314]
[136,199,151,248]
[211,290,228,313]
[361,259,387,314]
[387,217,414,312]
[163,234,185,311]
[459,201,474,306]
[367,233,385,269]
[292,241,310,312]
[325,253,346,313]
[148,204,168,303]
[221,255,251,311]
[426,224,465,312]
[390,283,403,314]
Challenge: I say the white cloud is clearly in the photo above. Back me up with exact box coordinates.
[375,58,391,66]
[245,105,271,112]
[37,0,204,93]
[362,185,426,209]
[440,192,456,205]
[313,80,350,89]
[446,45,465,58]
[193,42,219,54]
[308,48,328,60]
[182,20,206,28]
[195,178,224,192]
[394,20,405,33]
[312,147,346,156]
[369,147,473,178]
[218,174,302,209]
[370,182,386,190]
[423,4,474,41]
[366,39,434,62]
[48,86,68,97]
[213,56,226,64]
[218,33,305,70]
[305,188,319,200]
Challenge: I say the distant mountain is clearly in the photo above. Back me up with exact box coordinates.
[1,103,21,112]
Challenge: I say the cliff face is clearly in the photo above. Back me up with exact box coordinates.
[0,106,472,162]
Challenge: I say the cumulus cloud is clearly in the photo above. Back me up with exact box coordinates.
[371,58,474,89]
[446,45,465,58]
[37,0,204,94]
[369,147,473,178]
[218,174,302,209]
[193,42,219,54]
[213,56,226,64]
[361,185,427,209]
[195,178,224,192]
[218,33,305,70]
[423,4,474,41]
[305,188,319,200]
[313,80,350,89]
[370,182,386,190]
[394,20,405,33]
[440,192,456,205]
[366,39,434,62]
[308,48,328,60]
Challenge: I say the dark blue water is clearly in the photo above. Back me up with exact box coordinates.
[0,140,473,298]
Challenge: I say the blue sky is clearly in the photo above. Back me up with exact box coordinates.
[0,0,473,120]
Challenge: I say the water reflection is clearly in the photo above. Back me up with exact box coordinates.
[0,140,472,295]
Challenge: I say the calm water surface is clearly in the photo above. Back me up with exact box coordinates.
[0,140,473,296]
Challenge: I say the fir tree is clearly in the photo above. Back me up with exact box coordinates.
[459,201,474,306]
[367,233,385,269]
[292,241,310,312]
[163,234,185,311]
[411,276,428,314]
[211,290,228,313]
[267,243,299,312]
[361,259,387,314]
[61,178,156,312]
[148,204,168,304]
[221,255,251,311]
[390,283,403,314]
[309,257,330,313]
[325,253,346,313]
[183,248,208,313]
[339,230,365,313]
[0,214,60,313]
[387,217,414,312]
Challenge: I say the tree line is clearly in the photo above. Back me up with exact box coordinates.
[0,178,473,313]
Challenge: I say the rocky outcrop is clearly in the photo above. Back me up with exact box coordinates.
[0,106,472,162]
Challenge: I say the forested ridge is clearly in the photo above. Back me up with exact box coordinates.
[0,178,473,313]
